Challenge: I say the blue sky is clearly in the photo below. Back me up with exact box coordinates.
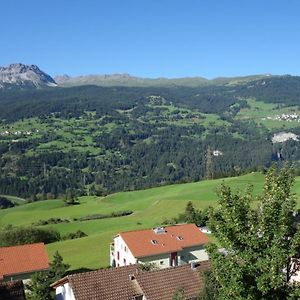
[1,0,300,78]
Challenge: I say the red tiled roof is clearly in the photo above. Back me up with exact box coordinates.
[0,243,49,280]
[136,261,211,300]
[120,224,209,258]
[54,265,140,300]
[52,261,211,300]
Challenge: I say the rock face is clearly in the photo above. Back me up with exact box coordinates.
[0,63,57,89]
[272,132,299,143]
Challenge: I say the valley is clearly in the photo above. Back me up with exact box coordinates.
[1,68,300,272]
[1,78,300,200]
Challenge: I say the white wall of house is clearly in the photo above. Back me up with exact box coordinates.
[137,253,171,269]
[137,246,209,269]
[112,235,137,267]
[55,283,76,300]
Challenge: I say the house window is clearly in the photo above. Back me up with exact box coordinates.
[160,261,164,265]
[177,236,184,240]
[125,246,127,252]
[124,258,126,265]
[151,239,158,245]
[117,251,120,260]
[117,263,120,267]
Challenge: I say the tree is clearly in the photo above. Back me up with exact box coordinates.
[48,251,69,280]
[137,262,157,272]
[27,251,69,300]
[64,188,79,205]
[0,196,14,209]
[172,287,187,300]
[207,166,300,299]
[185,201,196,223]
[198,270,220,300]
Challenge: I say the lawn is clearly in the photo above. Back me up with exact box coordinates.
[1,172,300,271]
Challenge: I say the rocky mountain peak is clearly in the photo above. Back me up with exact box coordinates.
[0,63,57,89]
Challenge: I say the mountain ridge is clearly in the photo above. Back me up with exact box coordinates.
[0,63,57,89]
[0,62,295,89]
[54,73,274,87]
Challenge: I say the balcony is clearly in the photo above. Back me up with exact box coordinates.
[110,243,115,266]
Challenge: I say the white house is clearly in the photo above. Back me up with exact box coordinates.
[110,223,209,269]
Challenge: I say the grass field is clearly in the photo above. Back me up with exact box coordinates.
[236,99,300,130]
[2,171,300,271]
[0,101,232,156]
[0,195,26,205]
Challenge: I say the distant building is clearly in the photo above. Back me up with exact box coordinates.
[52,260,211,300]
[0,243,49,282]
[212,150,223,157]
[110,224,209,268]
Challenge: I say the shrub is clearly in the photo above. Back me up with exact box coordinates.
[77,210,133,221]
[32,218,70,226]
[62,230,87,240]
[0,226,60,246]
[0,196,14,209]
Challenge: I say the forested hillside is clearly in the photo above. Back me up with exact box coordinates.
[1,75,300,199]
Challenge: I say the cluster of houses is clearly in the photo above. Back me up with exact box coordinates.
[262,113,300,122]
[0,224,211,300]
[2,223,300,299]
[0,129,38,136]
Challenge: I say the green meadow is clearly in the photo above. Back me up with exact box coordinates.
[236,99,300,130]
[1,172,300,271]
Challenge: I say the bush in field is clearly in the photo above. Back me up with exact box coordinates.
[62,230,87,240]
[0,196,14,209]
[0,226,60,246]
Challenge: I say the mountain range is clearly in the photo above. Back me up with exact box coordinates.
[1,63,300,201]
[0,63,275,89]
[54,73,272,87]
